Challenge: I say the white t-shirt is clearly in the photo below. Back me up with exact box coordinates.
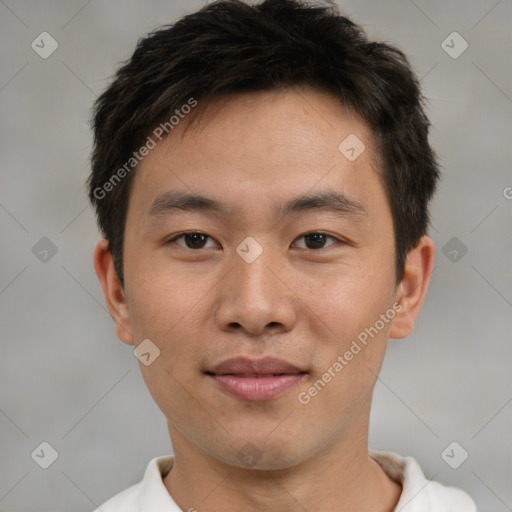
[94,450,478,511]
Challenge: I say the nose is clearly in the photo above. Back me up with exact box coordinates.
[214,241,299,337]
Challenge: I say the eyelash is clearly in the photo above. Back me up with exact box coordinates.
[165,231,344,251]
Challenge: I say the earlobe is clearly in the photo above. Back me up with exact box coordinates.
[93,239,135,345]
[389,235,435,340]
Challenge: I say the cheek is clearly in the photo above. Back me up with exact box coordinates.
[128,272,205,413]
[125,264,216,383]
[126,256,200,334]
[305,260,394,340]
[302,272,395,413]
[300,272,394,418]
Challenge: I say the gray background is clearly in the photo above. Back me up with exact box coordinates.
[1,0,511,511]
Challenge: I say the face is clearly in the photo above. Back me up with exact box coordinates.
[97,87,426,470]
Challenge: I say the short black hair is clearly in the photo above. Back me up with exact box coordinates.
[87,0,439,288]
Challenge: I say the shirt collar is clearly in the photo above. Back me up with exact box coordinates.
[138,451,428,511]
[370,450,432,511]
[138,456,181,511]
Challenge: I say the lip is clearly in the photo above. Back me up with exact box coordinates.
[205,356,308,402]
[209,374,306,401]
[208,356,304,375]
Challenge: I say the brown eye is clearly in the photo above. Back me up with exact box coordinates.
[293,232,340,250]
[167,232,216,249]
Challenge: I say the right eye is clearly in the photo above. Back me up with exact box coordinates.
[165,232,219,250]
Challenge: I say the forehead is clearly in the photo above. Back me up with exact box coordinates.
[127,87,387,224]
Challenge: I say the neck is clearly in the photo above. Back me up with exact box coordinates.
[163,426,401,512]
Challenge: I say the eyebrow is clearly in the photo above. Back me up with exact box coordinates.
[148,189,367,221]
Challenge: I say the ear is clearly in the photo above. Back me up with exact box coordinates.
[93,239,135,345]
[389,235,435,339]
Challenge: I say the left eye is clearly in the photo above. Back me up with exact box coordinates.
[167,231,340,250]
[293,232,340,250]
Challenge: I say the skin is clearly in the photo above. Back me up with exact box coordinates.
[94,86,435,512]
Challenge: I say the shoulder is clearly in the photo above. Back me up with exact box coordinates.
[370,449,478,511]
[91,455,176,512]
[91,482,141,511]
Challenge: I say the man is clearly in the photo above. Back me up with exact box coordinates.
[88,0,478,510]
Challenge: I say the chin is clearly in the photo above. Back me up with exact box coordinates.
[223,435,308,471]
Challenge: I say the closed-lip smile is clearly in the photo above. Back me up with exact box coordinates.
[205,356,308,402]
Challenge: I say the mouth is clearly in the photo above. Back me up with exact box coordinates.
[204,357,308,402]
[205,373,308,402]
[207,372,305,377]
